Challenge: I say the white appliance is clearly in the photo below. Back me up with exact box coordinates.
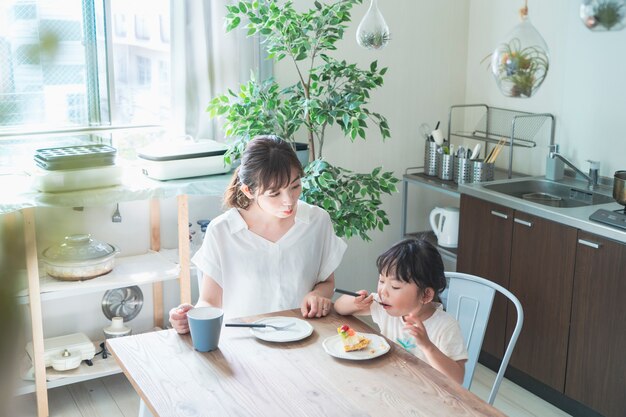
[137,139,231,180]
[429,207,460,248]
[25,332,96,375]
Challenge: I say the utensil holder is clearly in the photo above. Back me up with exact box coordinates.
[454,157,472,184]
[437,153,454,181]
[424,140,439,176]
[470,160,495,183]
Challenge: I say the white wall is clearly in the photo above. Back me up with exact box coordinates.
[465,0,626,176]
[275,0,470,293]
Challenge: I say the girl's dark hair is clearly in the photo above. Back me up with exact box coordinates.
[224,135,304,209]
[376,238,447,295]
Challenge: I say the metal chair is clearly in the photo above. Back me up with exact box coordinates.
[441,272,524,405]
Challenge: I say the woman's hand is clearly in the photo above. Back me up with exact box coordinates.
[300,292,333,318]
[169,303,194,334]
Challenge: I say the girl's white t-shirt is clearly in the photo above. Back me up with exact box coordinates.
[191,200,347,319]
[370,301,468,364]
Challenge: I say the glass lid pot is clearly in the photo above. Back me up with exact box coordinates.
[43,234,117,263]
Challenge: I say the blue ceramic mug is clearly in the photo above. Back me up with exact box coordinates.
[187,307,224,352]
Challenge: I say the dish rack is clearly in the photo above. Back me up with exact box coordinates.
[447,104,555,178]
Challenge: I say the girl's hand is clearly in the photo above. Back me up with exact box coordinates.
[403,313,434,350]
[353,290,374,310]
[169,303,194,334]
[301,292,332,318]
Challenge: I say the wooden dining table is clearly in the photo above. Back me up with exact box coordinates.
[107,308,505,417]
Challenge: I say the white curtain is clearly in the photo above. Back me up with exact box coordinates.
[170,0,272,141]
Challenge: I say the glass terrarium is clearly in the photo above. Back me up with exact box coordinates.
[356,0,390,50]
[580,0,626,31]
[490,17,550,98]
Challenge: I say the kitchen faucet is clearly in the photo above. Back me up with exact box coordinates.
[548,144,600,190]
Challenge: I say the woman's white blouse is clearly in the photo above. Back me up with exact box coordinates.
[191,200,347,319]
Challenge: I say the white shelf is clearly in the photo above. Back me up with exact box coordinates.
[16,249,180,304]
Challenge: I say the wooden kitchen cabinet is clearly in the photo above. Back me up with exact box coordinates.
[565,231,626,417]
[457,194,514,358]
[459,194,578,390]
[506,212,577,391]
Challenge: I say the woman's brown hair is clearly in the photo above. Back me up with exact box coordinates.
[224,135,304,209]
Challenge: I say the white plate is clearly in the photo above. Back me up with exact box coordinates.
[322,333,390,360]
[249,317,314,342]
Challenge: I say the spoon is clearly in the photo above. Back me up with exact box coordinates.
[334,288,381,304]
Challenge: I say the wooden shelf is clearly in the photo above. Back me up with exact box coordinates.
[16,249,180,304]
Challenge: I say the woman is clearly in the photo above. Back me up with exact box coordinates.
[169,136,346,333]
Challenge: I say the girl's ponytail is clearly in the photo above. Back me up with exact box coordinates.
[223,167,251,209]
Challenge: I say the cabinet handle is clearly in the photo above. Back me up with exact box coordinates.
[514,218,533,227]
[578,239,601,249]
[490,210,508,219]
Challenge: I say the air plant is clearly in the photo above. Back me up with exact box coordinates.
[490,38,549,98]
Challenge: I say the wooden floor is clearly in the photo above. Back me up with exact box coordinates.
[13,364,571,417]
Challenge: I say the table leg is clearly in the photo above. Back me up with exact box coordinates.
[138,399,155,417]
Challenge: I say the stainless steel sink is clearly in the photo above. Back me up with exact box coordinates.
[483,179,615,208]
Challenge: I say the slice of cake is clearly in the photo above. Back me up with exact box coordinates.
[337,324,370,352]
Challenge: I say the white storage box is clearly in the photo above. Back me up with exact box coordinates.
[137,140,231,180]
[31,164,123,192]
[25,332,96,372]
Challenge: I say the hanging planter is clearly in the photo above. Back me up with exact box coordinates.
[488,1,549,98]
[580,0,626,31]
[356,0,390,50]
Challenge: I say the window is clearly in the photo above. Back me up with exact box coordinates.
[114,14,127,38]
[0,0,171,132]
[136,56,151,86]
[134,15,151,41]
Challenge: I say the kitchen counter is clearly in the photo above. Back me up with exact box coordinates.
[458,176,626,244]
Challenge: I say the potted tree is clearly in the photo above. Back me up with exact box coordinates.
[207,0,398,241]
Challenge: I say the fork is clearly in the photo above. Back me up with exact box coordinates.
[112,203,122,223]
[225,322,296,330]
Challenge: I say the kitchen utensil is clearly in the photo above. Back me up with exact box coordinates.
[103,316,132,339]
[248,317,314,342]
[188,307,224,352]
[334,288,381,303]
[432,129,444,145]
[112,203,122,223]
[137,139,231,180]
[470,160,495,182]
[322,333,390,360]
[41,234,120,280]
[470,143,482,159]
[454,156,472,184]
[25,333,95,372]
[423,140,439,176]
[101,286,144,321]
[419,123,432,141]
[613,170,626,208]
[437,153,454,181]
[34,145,117,171]
[225,322,296,330]
[429,207,460,248]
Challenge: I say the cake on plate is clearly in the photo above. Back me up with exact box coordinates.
[337,324,370,352]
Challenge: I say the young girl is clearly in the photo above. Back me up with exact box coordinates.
[170,136,346,333]
[334,238,467,384]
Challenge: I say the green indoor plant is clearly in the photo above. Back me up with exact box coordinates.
[490,37,549,98]
[207,0,398,241]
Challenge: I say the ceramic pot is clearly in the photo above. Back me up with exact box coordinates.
[41,234,119,281]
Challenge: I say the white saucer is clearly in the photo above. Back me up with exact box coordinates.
[249,317,314,342]
[322,333,390,360]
